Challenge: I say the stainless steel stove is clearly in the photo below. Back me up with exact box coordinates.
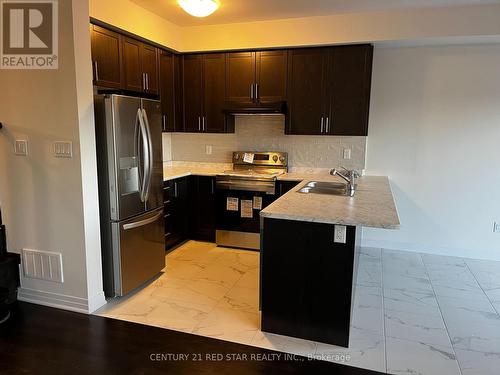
[215,152,288,250]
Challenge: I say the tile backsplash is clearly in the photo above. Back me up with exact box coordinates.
[162,116,366,170]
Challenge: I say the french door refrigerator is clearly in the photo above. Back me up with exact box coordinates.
[94,94,164,297]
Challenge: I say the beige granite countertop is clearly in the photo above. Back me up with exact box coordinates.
[164,163,399,229]
[262,174,400,229]
[163,163,230,181]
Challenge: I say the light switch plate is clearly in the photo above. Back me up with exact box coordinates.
[54,141,73,158]
[14,140,28,156]
[334,225,347,244]
[206,145,213,155]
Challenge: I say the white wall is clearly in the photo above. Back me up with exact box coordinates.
[91,1,500,52]
[0,0,104,312]
[364,44,500,261]
[72,0,106,312]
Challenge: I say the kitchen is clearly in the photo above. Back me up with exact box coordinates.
[2,1,500,374]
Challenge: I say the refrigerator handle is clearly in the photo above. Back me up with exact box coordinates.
[141,108,154,202]
[123,211,162,231]
[137,108,150,203]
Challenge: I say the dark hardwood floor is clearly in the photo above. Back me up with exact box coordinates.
[0,302,383,374]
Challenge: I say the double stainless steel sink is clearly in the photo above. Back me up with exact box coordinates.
[298,181,354,196]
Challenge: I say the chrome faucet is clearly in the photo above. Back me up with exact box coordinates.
[330,167,360,196]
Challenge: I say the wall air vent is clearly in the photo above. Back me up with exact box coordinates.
[21,248,63,283]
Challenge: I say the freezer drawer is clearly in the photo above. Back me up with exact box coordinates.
[111,207,165,296]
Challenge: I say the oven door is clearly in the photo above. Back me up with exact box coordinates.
[215,184,277,250]
[216,188,277,233]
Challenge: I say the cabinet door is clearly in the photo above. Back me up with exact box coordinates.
[256,50,287,103]
[189,176,216,242]
[172,177,189,243]
[225,52,255,104]
[286,48,330,135]
[159,51,176,132]
[122,37,143,92]
[182,55,203,132]
[164,181,176,249]
[328,45,373,136]
[174,55,184,131]
[142,44,159,95]
[203,53,226,133]
[90,24,122,89]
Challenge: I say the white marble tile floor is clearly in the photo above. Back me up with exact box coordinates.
[95,241,500,374]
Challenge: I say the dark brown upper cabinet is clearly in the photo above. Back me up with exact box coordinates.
[203,54,227,133]
[286,48,330,135]
[142,44,159,95]
[255,51,288,103]
[226,52,255,104]
[226,50,287,104]
[122,36,159,95]
[182,53,231,133]
[182,54,203,132]
[329,45,373,136]
[90,24,122,89]
[286,45,373,136]
[159,51,183,132]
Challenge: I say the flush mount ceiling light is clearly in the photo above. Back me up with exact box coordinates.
[178,0,220,18]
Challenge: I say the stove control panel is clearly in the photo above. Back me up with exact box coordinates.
[232,151,288,167]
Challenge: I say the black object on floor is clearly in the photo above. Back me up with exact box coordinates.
[0,209,20,316]
[0,288,9,323]
[0,212,6,257]
[0,302,384,375]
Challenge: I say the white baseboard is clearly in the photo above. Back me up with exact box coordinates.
[361,238,500,262]
[18,288,106,314]
[87,291,107,313]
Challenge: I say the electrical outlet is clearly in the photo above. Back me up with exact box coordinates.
[334,225,347,244]
[343,148,351,160]
[494,222,500,233]
[14,140,28,156]
[206,145,212,155]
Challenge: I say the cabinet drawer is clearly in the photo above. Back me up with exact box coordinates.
[164,211,173,233]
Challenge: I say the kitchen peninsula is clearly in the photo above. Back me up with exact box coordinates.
[260,173,399,347]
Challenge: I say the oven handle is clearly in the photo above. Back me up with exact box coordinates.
[215,180,276,194]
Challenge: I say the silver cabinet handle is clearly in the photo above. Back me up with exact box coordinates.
[123,211,162,230]
[203,116,206,132]
[250,84,254,100]
[325,117,330,133]
[174,182,178,198]
[211,178,215,194]
[93,61,99,82]
[146,73,149,91]
[198,116,201,131]
[162,115,166,131]
[320,117,324,133]
[142,73,145,91]
[255,83,259,100]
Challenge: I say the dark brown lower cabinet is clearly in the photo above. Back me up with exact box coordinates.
[164,177,189,250]
[261,218,359,347]
[189,176,216,242]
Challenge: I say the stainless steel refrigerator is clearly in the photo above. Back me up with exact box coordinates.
[94,94,165,297]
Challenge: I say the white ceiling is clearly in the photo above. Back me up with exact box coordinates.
[131,0,500,26]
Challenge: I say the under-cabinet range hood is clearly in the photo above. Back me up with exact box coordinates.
[222,101,286,116]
